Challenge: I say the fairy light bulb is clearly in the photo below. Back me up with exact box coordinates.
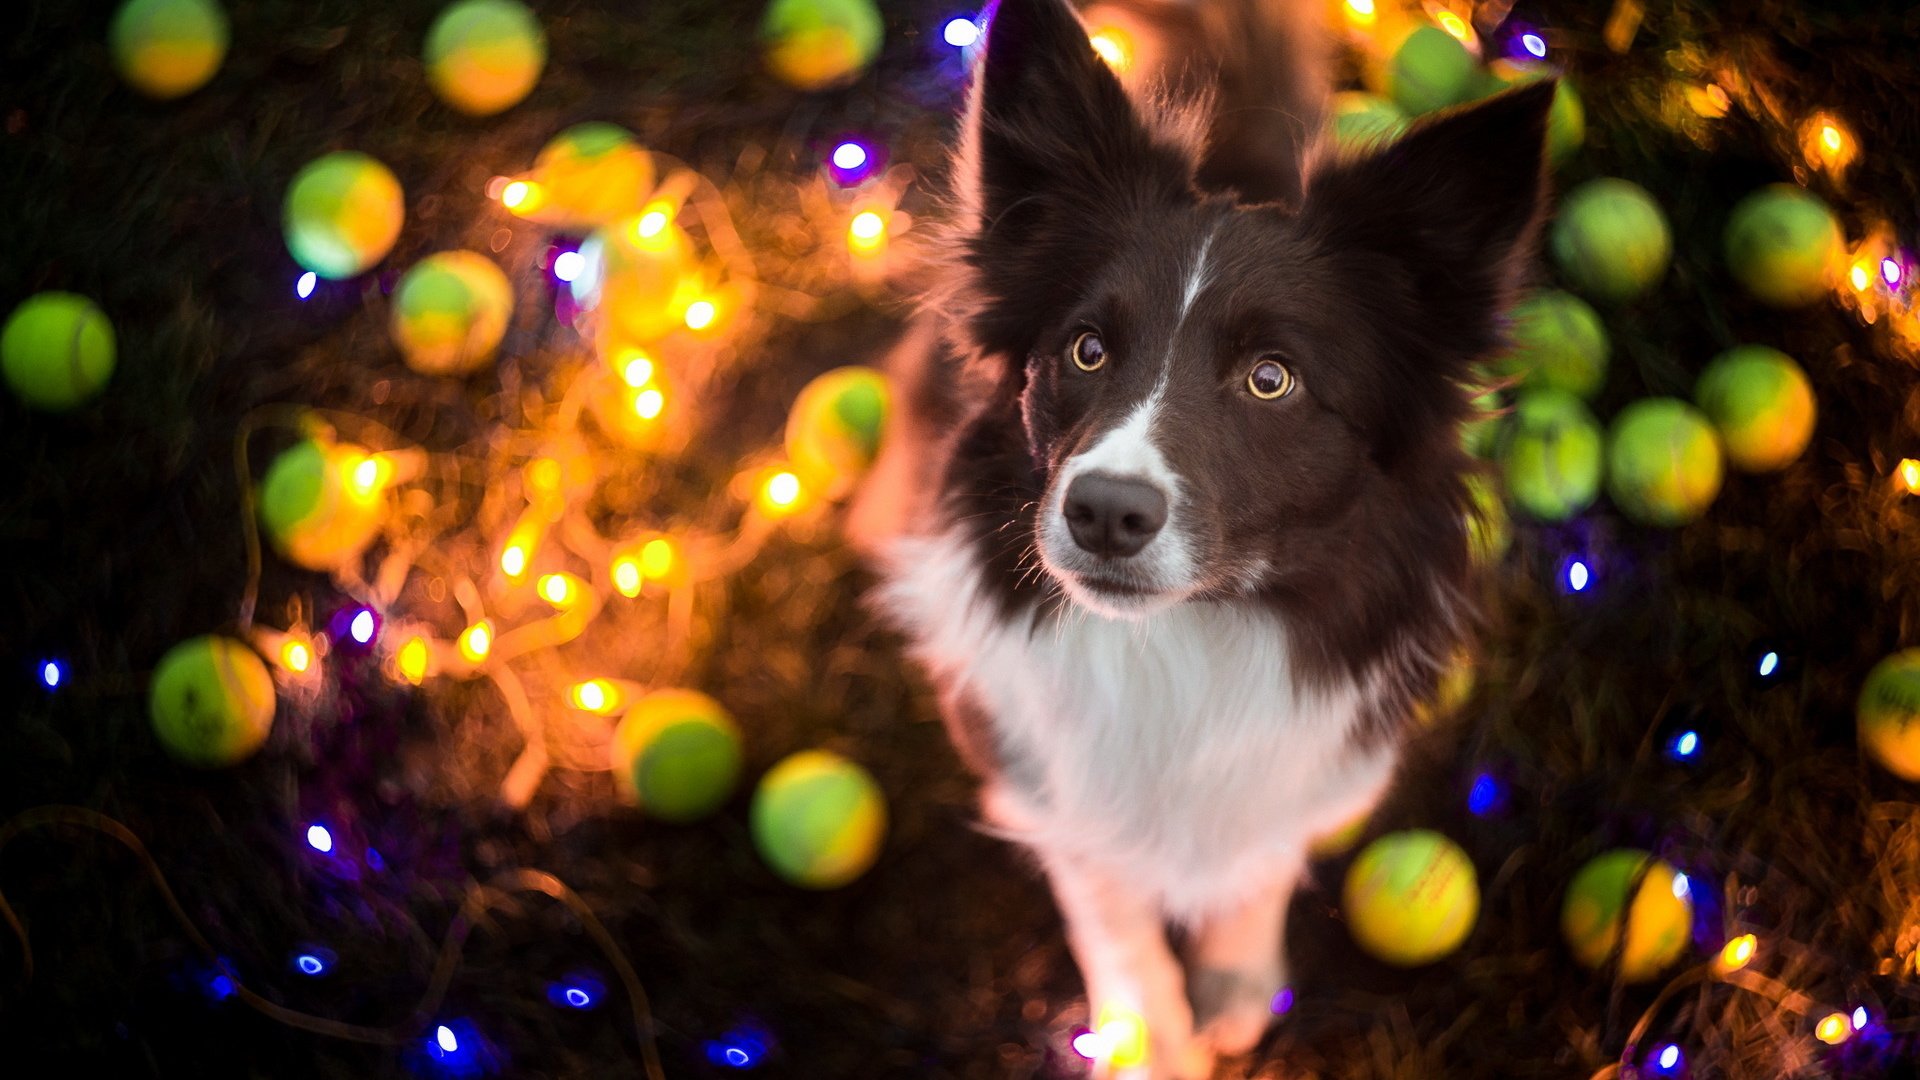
[1087,26,1133,71]
[345,453,391,501]
[281,639,312,674]
[633,387,665,420]
[612,557,643,598]
[635,207,670,240]
[760,470,804,516]
[458,620,493,663]
[295,271,317,300]
[620,350,655,388]
[501,180,538,212]
[538,572,582,609]
[1815,1012,1851,1045]
[397,636,429,685]
[848,211,887,254]
[640,537,676,579]
[1799,112,1858,175]
[1091,1006,1147,1068]
[1900,458,1920,494]
[1433,9,1475,46]
[571,679,618,714]
[1718,933,1756,973]
[684,299,717,330]
[1344,0,1376,28]
[1851,260,1873,292]
[501,543,528,578]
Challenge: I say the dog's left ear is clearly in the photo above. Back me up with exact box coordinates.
[1302,81,1554,368]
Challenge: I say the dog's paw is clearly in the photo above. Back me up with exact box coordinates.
[1188,967,1284,1059]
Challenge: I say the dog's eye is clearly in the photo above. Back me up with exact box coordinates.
[1247,357,1296,400]
[1069,331,1107,372]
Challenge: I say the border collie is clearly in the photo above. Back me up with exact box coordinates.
[854,0,1552,1074]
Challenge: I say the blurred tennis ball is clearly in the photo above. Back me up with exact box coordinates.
[1693,345,1816,473]
[149,635,276,767]
[785,366,888,498]
[1496,289,1609,399]
[109,0,228,100]
[1483,60,1584,166]
[1381,25,1476,116]
[1561,849,1693,982]
[519,123,657,230]
[1499,389,1604,522]
[1552,179,1671,303]
[1343,829,1479,966]
[2,292,115,411]
[1309,808,1370,858]
[1329,91,1407,149]
[258,437,387,572]
[610,689,743,822]
[760,0,883,92]
[1606,398,1724,526]
[1857,649,1920,781]
[571,213,696,344]
[424,0,547,116]
[751,749,886,888]
[391,251,514,376]
[283,151,405,280]
[1723,185,1843,308]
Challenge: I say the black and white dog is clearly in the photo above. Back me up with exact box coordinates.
[855,0,1552,1073]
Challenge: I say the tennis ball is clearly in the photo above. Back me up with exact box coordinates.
[1496,290,1609,399]
[1606,398,1724,527]
[760,0,883,92]
[1330,91,1407,149]
[1484,60,1584,166]
[1309,808,1369,858]
[1561,849,1693,982]
[1382,25,1476,116]
[785,366,888,498]
[1499,389,1604,522]
[524,123,657,231]
[109,0,228,100]
[1464,473,1509,566]
[2,293,116,411]
[391,251,514,376]
[149,635,276,767]
[283,152,405,280]
[1857,649,1920,781]
[1693,345,1816,473]
[1343,829,1479,966]
[258,437,386,572]
[610,689,743,822]
[1552,179,1671,303]
[1723,185,1843,308]
[424,0,546,116]
[571,214,695,344]
[751,749,886,889]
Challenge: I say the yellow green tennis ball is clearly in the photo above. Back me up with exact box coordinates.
[1499,389,1604,522]
[1383,25,1476,116]
[525,123,656,231]
[1723,185,1843,308]
[1343,829,1479,966]
[751,749,886,889]
[283,152,405,280]
[1857,650,1920,781]
[1693,345,1816,473]
[109,0,228,100]
[1606,398,1724,526]
[785,366,888,498]
[149,635,276,767]
[424,0,547,116]
[1561,849,1693,982]
[571,215,694,343]
[1484,61,1584,166]
[258,437,386,571]
[1552,179,1671,303]
[391,251,514,376]
[760,0,883,92]
[610,689,743,822]
[1330,91,1407,149]
[2,293,115,411]
[1497,289,1609,399]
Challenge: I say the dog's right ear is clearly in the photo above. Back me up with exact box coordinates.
[955,0,1195,361]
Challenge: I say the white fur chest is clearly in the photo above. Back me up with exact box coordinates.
[880,529,1399,921]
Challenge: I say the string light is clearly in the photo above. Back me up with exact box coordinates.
[635,207,670,240]
[1668,729,1701,760]
[1564,558,1592,593]
[1270,987,1294,1015]
[295,271,317,300]
[570,679,619,714]
[1798,112,1859,175]
[538,572,582,609]
[942,16,980,49]
[458,620,493,663]
[281,639,312,674]
[848,211,886,255]
[1087,28,1132,73]
[1852,1005,1869,1029]
[306,824,334,853]
[40,660,62,688]
[1814,1011,1851,1045]
[552,250,585,283]
[1085,1006,1148,1067]
[1718,933,1757,972]
[294,952,328,976]
[398,636,430,684]
[346,453,391,501]
[611,555,643,598]
[684,299,717,330]
[1520,32,1547,59]
[1851,260,1873,292]
[1758,650,1779,678]
[619,350,655,388]
[1899,458,1920,494]
[547,978,603,1009]
[1883,257,1903,287]
[1343,0,1376,29]
[640,537,676,579]
[348,608,377,645]
[500,180,533,209]
[760,470,804,515]
[1433,10,1476,47]
[831,142,867,171]
[1650,1043,1684,1075]
[1467,772,1504,815]
[633,387,665,420]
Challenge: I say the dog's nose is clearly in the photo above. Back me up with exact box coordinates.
[1063,474,1167,557]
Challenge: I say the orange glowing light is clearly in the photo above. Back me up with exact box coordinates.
[1092,1006,1148,1068]
[1799,112,1858,174]
[612,557,643,597]
[458,620,493,663]
[620,350,655,388]
[640,537,676,579]
[281,639,312,674]
[501,543,528,578]
[684,299,717,330]
[1434,10,1474,45]
[1815,1012,1851,1045]
[1822,125,1842,153]
[1899,459,1920,494]
[571,679,617,714]
[1088,28,1132,72]
[526,457,562,495]
[633,387,665,420]
[1344,0,1377,27]
[1686,83,1731,119]
[635,208,670,240]
[847,210,887,255]
[538,572,578,607]
[1718,933,1756,972]
[397,636,429,685]
[761,470,804,515]
[500,180,534,210]
[1851,260,1873,292]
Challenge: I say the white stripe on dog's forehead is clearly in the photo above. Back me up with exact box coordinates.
[1177,226,1219,326]
[1065,377,1178,495]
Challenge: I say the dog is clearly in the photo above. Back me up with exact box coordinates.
[852,0,1553,1074]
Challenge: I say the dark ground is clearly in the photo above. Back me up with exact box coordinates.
[6,1,1920,1078]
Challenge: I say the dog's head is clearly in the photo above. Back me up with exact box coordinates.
[951,0,1552,620]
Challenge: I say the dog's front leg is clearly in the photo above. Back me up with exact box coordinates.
[1186,862,1298,1059]
[1042,852,1209,1080]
